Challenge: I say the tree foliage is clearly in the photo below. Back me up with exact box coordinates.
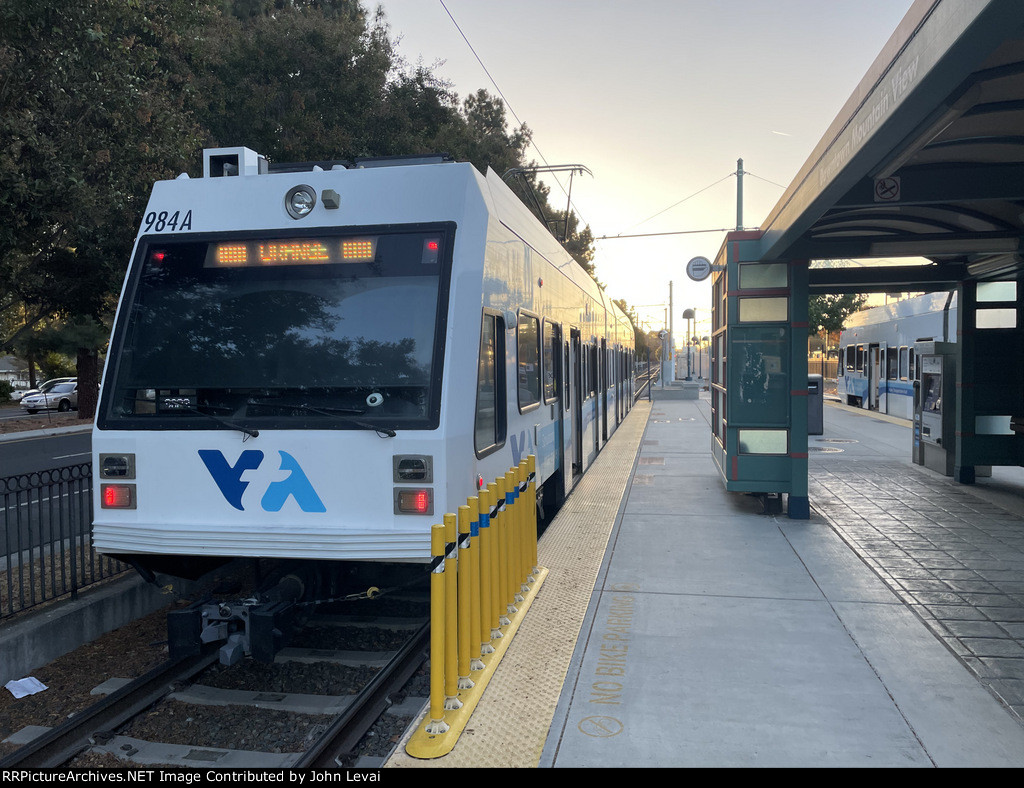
[808,293,867,337]
[0,0,214,406]
[0,0,606,417]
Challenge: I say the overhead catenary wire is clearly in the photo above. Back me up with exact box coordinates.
[598,166,789,241]
[617,173,735,235]
[437,0,590,231]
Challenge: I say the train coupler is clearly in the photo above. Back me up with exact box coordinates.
[167,597,299,666]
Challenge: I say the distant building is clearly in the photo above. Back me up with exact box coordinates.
[0,355,30,387]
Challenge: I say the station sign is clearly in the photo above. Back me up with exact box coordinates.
[686,256,712,282]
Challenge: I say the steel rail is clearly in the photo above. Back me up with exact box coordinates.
[295,621,430,768]
[0,651,218,769]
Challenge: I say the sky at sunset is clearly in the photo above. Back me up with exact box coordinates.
[375,0,917,337]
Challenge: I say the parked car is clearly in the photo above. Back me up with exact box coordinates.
[20,380,78,414]
[16,376,76,400]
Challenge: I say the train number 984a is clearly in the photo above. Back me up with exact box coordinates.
[143,209,193,233]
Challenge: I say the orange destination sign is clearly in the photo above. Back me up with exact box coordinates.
[207,237,377,267]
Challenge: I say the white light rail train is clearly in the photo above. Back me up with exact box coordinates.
[837,291,957,420]
[92,147,637,589]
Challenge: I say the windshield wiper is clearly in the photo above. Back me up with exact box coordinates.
[182,405,260,439]
[246,399,396,437]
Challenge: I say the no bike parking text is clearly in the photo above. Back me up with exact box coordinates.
[587,584,638,711]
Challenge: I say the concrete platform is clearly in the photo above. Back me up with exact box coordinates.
[388,395,1024,768]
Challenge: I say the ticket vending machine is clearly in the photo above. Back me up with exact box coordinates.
[913,341,956,476]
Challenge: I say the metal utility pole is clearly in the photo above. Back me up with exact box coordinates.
[668,281,675,382]
[736,158,744,231]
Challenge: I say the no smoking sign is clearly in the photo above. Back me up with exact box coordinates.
[874,176,901,202]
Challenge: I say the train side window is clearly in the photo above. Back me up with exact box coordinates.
[474,313,506,456]
[543,320,560,404]
[899,347,909,381]
[518,312,541,412]
[839,347,846,372]
[855,345,864,372]
[886,347,898,380]
[909,348,916,381]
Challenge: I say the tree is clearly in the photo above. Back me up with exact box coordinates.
[1,0,615,418]
[808,293,867,366]
[808,294,868,337]
[0,0,214,414]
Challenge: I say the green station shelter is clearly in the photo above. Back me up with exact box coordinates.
[710,0,1024,517]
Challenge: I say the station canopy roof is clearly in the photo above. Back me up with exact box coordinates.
[757,0,1024,294]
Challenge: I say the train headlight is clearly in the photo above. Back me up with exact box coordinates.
[99,453,136,479]
[285,185,316,219]
[393,455,433,483]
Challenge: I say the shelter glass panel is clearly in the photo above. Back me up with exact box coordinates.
[738,297,788,323]
[729,325,789,424]
[738,263,788,290]
[738,429,788,455]
[977,281,1016,303]
[977,308,1016,329]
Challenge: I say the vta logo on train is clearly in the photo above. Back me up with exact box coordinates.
[199,450,326,513]
[510,429,535,466]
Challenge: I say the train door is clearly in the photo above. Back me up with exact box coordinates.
[570,328,583,477]
[590,342,599,458]
[610,347,618,425]
[561,333,573,494]
[547,320,565,494]
[601,339,608,442]
[878,342,889,413]
[869,344,882,410]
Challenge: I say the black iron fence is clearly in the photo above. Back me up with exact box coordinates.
[1,463,127,619]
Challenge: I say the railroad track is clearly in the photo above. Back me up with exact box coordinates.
[0,611,430,769]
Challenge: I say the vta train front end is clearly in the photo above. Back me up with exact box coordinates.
[93,147,635,583]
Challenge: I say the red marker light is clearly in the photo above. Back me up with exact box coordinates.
[151,251,166,264]
[397,488,432,514]
[421,238,440,265]
[102,484,135,509]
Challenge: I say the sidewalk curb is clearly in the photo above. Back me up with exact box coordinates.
[0,422,93,443]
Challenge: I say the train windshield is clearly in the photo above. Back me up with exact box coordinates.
[100,226,453,431]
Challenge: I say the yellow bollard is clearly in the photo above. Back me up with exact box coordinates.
[487,481,504,636]
[466,497,485,671]
[504,469,519,613]
[456,506,475,690]
[444,512,462,709]
[495,476,512,626]
[405,475,550,760]
[528,455,539,576]
[425,523,450,734]
[518,460,530,594]
[476,489,495,656]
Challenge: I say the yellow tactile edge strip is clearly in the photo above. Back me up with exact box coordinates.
[387,401,652,768]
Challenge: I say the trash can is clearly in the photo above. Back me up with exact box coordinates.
[808,374,823,436]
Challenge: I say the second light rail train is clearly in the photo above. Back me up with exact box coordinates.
[837,291,956,420]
